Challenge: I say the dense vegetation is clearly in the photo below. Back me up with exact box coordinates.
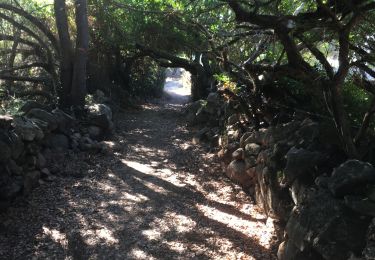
[0,0,375,159]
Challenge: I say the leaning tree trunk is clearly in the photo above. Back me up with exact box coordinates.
[70,0,89,107]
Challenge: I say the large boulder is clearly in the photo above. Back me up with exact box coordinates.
[19,101,48,114]
[12,117,44,142]
[286,189,370,260]
[284,147,324,186]
[328,160,375,198]
[296,119,319,144]
[52,109,75,134]
[26,108,58,131]
[87,104,113,130]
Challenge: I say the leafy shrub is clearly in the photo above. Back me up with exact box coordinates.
[129,57,166,98]
[0,96,26,116]
[342,80,372,127]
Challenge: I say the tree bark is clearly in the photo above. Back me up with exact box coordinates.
[70,0,89,107]
[54,0,74,107]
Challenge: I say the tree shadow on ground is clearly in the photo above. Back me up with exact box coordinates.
[0,102,276,259]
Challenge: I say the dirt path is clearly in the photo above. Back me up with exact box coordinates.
[0,83,276,259]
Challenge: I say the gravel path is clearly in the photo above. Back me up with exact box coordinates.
[0,93,277,259]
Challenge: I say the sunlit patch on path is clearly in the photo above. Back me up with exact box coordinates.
[163,68,191,104]
[0,73,276,259]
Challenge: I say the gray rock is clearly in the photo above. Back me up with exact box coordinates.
[363,218,375,260]
[0,140,12,163]
[277,241,298,260]
[9,132,24,159]
[232,148,244,160]
[88,126,103,141]
[245,143,261,155]
[226,160,252,187]
[243,129,267,146]
[193,127,210,144]
[217,142,239,165]
[187,101,211,126]
[240,132,253,147]
[26,142,40,155]
[328,160,375,198]
[23,171,40,195]
[25,155,37,170]
[44,134,69,149]
[52,109,74,134]
[227,114,239,126]
[28,118,49,133]
[244,156,257,169]
[26,108,58,131]
[284,147,324,185]
[286,189,370,260]
[40,168,56,182]
[297,119,319,143]
[368,186,375,202]
[12,117,44,141]
[0,115,13,130]
[255,165,291,220]
[227,129,242,143]
[315,174,330,188]
[36,153,47,169]
[0,179,22,200]
[278,240,324,260]
[7,160,23,175]
[206,92,221,105]
[246,167,257,179]
[79,137,101,153]
[87,104,113,129]
[19,101,47,114]
[344,196,375,217]
[290,179,308,205]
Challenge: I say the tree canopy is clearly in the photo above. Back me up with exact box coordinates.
[0,0,375,158]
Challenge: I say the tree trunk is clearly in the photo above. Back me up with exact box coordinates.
[54,0,73,107]
[70,0,89,107]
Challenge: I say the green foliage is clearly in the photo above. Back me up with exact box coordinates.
[128,57,166,98]
[214,73,239,94]
[0,96,26,116]
[343,80,372,126]
[85,93,95,105]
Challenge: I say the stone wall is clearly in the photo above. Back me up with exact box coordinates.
[0,102,113,210]
[187,93,375,260]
